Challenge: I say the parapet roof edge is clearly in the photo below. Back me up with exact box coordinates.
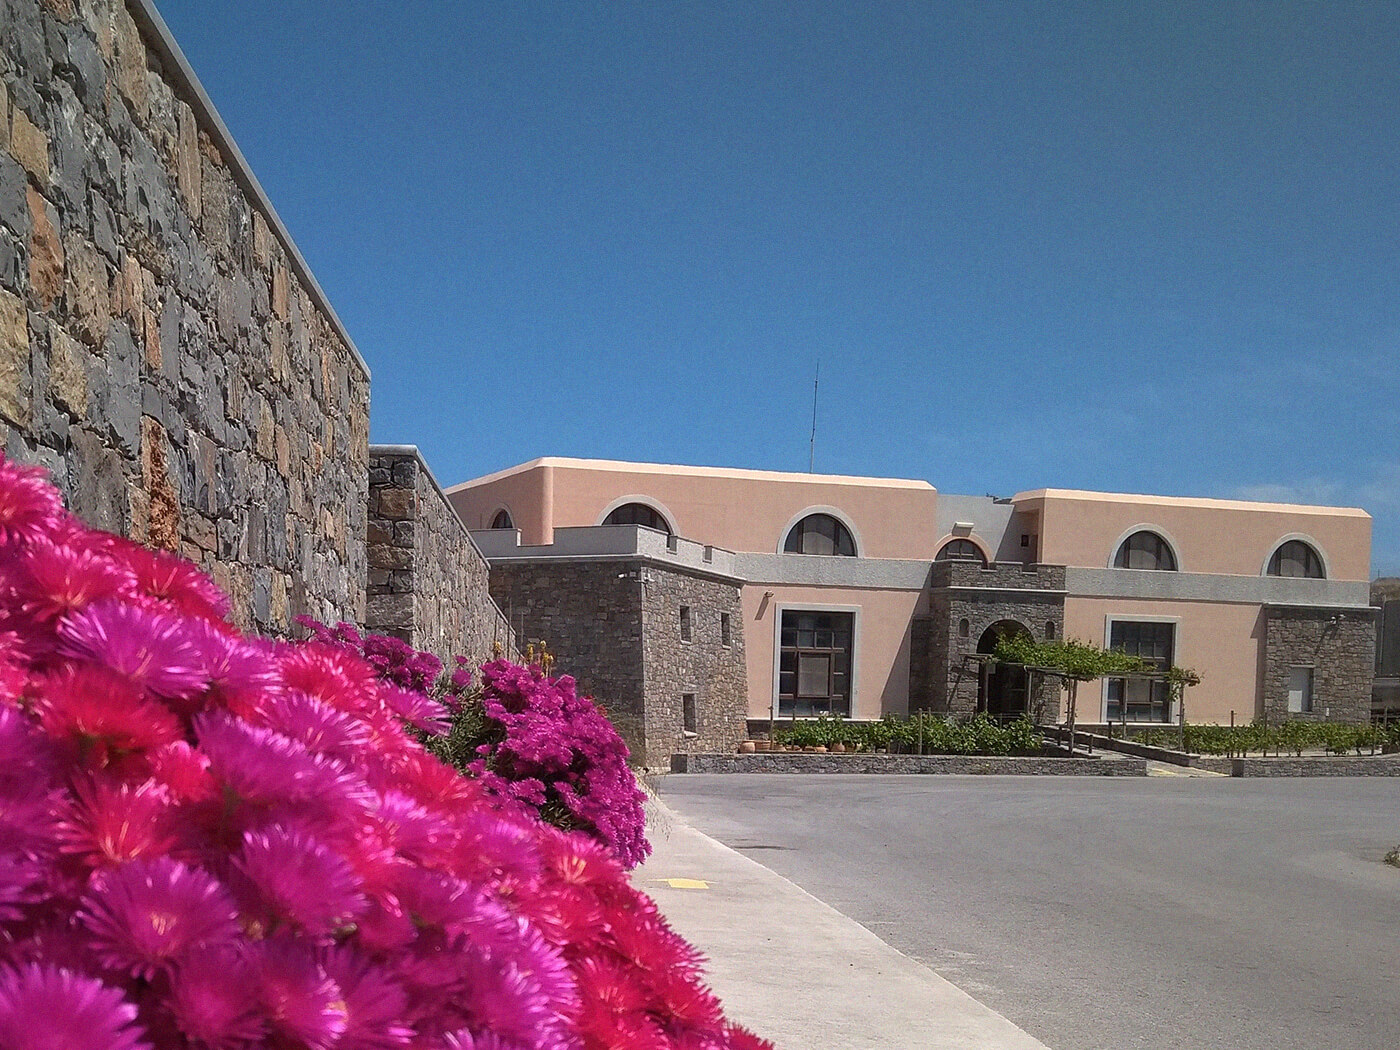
[1011,487,1371,518]
[446,456,937,492]
[130,0,370,380]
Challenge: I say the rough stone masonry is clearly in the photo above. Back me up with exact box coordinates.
[1,0,370,634]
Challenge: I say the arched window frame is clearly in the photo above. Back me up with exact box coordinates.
[934,536,990,566]
[488,507,515,530]
[1108,525,1181,572]
[777,507,861,557]
[1261,535,1329,580]
[598,495,676,536]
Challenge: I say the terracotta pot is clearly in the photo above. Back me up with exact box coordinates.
[831,742,846,753]
[803,746,818,753]
[753,739,772,752]
[813,746,828,754]
[738,740,756,754]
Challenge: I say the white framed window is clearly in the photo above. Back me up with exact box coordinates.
[1102,618,1178,723]
[1287,667,1314,713]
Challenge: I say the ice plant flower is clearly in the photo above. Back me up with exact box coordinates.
[0,453,774,1050]
[79,857,240,978]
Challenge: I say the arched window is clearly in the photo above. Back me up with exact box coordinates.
[783,514,856,557]
[936,539,986,564]
[958,618,970,639]
[1045,621,1056,640]
[1113,531,1177,571]
[603,502,672,535]
[490,509,513,530]
[1267,540,1325,579]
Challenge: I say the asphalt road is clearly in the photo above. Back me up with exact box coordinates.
[658,774,1400,1050]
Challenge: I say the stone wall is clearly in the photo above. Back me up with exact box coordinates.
[925,561,1066,718]
[366,446,514,671]
[1,0,370,633]
[489,560,647,755]
[639,566,746,768]
[487,558,746,767]
[1230,754,1400,777]
[1262,605,1375,724]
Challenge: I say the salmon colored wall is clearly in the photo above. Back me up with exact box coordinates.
[1062,597,1265,725]
[448,464,552,546]
[741,585,924,721]
[1021,493,1371,580]
[541,462,939,559]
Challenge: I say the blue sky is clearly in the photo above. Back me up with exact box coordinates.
[154,1,1400,576]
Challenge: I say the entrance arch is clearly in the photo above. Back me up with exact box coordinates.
[977,620,1031,717]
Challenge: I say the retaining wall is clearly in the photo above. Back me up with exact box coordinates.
[2,0,370,633]
[1230,755,1400,777]
[366,446,514,671]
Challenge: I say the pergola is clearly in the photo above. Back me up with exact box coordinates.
[956,653,1195,753]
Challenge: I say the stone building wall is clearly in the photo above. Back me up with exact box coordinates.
[928,560,1066,718]
[365,446,514,671]
[1262,605,1375,724]
[487,559,747,767]
[488,559,648,756]
[639,567,747,768]
[1,0,370,633]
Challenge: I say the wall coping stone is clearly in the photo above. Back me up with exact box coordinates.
[369,444,490,562]
[670,752,1148,776]
[129,0,369,380]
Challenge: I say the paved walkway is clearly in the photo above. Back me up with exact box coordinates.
[632,797,1051,1050]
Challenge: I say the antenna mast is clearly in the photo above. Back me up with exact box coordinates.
[808,359,819,473]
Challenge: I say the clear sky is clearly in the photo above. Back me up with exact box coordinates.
[154,1,1400,576]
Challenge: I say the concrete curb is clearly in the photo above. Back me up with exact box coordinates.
[634,797,1052,1050]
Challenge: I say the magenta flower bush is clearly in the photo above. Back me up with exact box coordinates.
[297,622,650,870]
[472,661,650,869]
[0,455,772,1050]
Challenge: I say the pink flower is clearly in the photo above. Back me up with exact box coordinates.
[235,824,366,937]
[15,540,135,623]
[0,458,66,549]
[186,620,281,712]
[35,665,184,756]
[195,713,375,825]
[122,546,231,623]
[58,601,208,701]
[321,947,414,1050]
[253,935,348,1050]
[0,963,149,1050]
[79,857,239,978]
[165,945,265,1049]
[258,690,371,759]
[58,777,176,868]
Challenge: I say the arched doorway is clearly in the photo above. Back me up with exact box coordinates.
[977,620,1031,717]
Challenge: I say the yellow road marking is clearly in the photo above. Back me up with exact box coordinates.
[657,878,710,889]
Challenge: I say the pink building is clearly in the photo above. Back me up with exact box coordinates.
[449,458,1375,758]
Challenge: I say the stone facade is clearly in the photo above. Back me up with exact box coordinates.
[639,567,746,769]
[921,560,1066,718]
[1261,605,1376,724]
[1,0,370,633]
[488,559,745,767]
[366,446,514,671]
